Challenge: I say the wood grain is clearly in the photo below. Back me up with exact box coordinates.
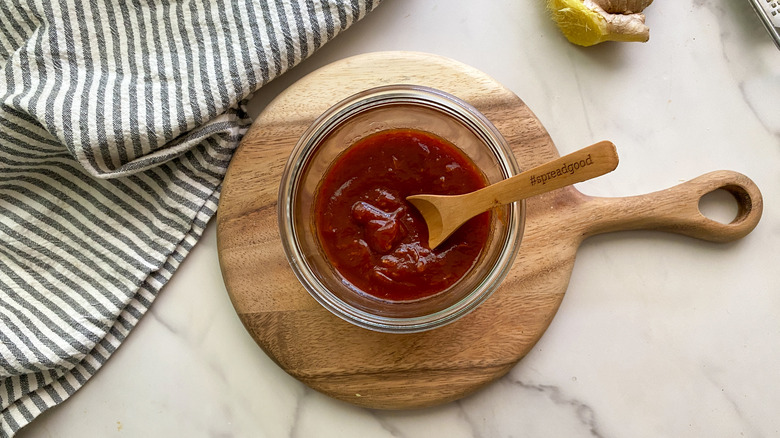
[216,52,763,410]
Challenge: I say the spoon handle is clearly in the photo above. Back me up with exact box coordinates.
[473,140,619,210]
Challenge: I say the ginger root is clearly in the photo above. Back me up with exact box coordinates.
[547,0,654,47]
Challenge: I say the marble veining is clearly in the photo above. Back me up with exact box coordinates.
[700,369,763,438]
[507,378,603,438]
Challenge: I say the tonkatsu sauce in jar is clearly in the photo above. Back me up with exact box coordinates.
[314,129,490,301]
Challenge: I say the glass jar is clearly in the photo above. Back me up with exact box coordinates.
[278,85,524,333]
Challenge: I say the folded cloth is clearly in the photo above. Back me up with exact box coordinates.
[0,0,381,435]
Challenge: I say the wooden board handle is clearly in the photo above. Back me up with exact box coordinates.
[579,170,763,242]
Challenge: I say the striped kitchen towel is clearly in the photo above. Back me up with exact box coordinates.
[0,0,381,435]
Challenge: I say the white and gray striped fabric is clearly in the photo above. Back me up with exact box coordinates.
[0,0,380,435]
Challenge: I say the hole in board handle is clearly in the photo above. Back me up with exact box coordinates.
[698,188,740,224]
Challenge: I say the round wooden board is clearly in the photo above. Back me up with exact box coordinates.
[217,51,567,409]
[216,51,762,409]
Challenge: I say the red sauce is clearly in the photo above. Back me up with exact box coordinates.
[314,129,490,301]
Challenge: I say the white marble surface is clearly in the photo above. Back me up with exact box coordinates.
[18,0,780,436]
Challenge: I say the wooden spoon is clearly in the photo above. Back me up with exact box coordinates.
[407,140,619,249]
